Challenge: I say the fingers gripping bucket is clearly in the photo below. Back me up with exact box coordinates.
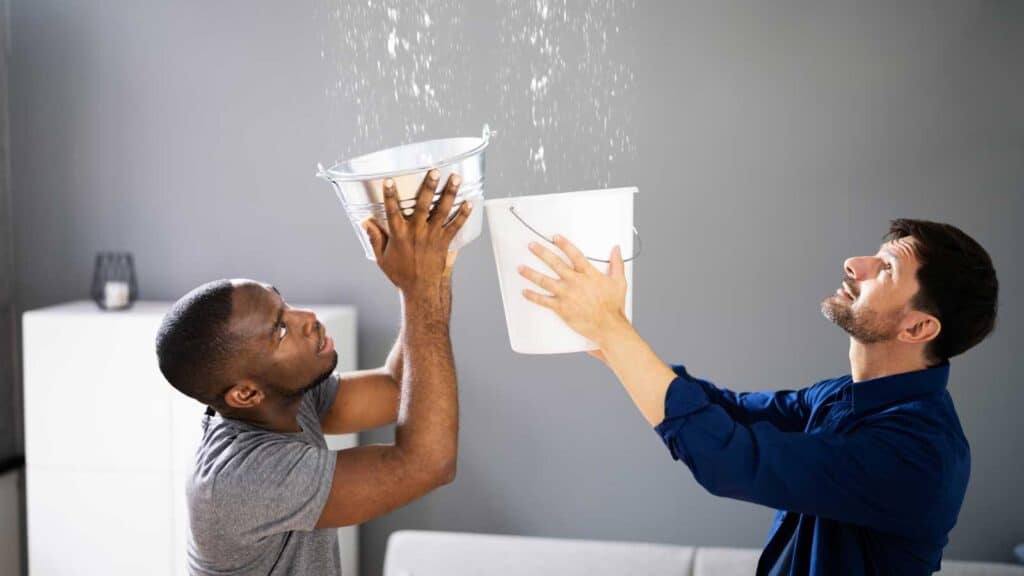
[317,125,494,260]
[485,187,639,354]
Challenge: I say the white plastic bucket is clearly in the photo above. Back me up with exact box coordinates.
[485,187,638,354]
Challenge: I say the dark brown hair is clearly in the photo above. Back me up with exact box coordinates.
[885,219,999,363]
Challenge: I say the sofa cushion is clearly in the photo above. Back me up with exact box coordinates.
[383,530,696,576]
[384,531,1024,576]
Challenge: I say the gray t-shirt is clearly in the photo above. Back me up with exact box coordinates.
[186,374,342,576]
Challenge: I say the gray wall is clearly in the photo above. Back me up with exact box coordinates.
[2,0,24,573]
[8,1,1023,575]
[0,0,15,463]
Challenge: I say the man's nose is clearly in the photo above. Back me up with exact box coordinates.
[844,257,865,280]
[843,256,878,280]
[296,309,319,336]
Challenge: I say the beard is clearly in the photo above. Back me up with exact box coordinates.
[268,351,339,400]
[821,288,902,344]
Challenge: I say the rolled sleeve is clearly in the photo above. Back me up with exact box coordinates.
[654,365,712,461]
[310,373,341,419]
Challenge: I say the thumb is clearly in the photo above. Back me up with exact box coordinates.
[444,250,459,276]
[608,245,624,279]
[363,219,386,261]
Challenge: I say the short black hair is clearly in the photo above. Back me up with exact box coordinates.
[155,280,240,408]
[885,219,999,363]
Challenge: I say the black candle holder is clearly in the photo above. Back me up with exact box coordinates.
[90,252,139,310]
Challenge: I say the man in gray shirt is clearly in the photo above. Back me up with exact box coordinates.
[155,170,471,575]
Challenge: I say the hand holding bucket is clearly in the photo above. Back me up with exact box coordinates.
[485,187,639,354]
[363,170,473,298]
[518,236,631,348]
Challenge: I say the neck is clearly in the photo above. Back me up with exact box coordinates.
[223,395,304,433]
[848,338,930,382]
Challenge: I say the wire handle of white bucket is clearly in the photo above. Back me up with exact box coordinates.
[508,206,642,264]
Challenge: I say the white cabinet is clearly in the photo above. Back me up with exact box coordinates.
[23,301,359,576]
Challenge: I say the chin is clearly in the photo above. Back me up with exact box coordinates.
[821,297,851,327]
[313,352,339,384]
[324,350,339,372]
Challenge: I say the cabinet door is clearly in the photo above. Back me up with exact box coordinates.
[171,470,190,576]
[27,467,172,576]
[170,392,206,474]
[326,434,359,576]
[23,312,172,472]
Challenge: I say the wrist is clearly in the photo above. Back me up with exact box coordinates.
[401,289,450,322]
[594,313,634,350]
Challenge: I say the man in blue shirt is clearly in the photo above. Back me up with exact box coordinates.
[518,219,999,575]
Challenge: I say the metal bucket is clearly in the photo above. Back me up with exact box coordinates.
[317,125,494,260]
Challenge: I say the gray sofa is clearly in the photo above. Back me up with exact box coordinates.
[384,530,1024,576]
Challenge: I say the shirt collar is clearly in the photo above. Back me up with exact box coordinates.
[849,362,950,415]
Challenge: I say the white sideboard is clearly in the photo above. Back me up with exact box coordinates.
[23,300,359,576]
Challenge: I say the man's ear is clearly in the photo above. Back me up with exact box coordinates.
[897,310,941,346]
[223,380,264,409]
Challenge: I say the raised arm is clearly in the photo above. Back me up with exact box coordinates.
[518,236,811,431]
[319,330,403,435]
[594,324,811,432]
[316,169,471,528]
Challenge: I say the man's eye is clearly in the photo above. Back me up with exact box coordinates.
[277,322,288,341]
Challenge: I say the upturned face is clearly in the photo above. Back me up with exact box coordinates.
[224,280,338,404]
[822,236,927,343]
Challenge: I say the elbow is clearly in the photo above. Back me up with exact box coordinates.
[403,450,456,489]
[429,456,457,487]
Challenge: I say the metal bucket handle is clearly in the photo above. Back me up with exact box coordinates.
[508,205,642,264]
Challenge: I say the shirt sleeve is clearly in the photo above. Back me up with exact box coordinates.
[671,365,812,432]
[213,438,336,541]
[308,372,341,419]
[654,365,947,536]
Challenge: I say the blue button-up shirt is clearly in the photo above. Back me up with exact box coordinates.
[655,363,969,575]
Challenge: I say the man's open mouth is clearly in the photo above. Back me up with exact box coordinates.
[317,327,334,355]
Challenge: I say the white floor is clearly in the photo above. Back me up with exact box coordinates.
[1,469,22,576]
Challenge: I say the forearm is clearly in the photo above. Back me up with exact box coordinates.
[385,273,450,383]
[596,318,677,426]
[393,289,458,477]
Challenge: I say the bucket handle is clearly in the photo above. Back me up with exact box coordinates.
[508,206,642,264]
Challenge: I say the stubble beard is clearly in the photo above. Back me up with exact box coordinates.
[271,351,340,400]
[821,294,900,344]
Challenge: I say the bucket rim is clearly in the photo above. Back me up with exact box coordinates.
[317,125,494,183]
[484,186,638,208]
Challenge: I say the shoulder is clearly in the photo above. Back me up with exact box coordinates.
[303,372,341,418]
[858,397,970,482]
[190,420,313,503]
[801,374,851,407]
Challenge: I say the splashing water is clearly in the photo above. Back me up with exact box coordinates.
[497,0,636,185]
[320,0,468,159]
[320,0,636,188]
